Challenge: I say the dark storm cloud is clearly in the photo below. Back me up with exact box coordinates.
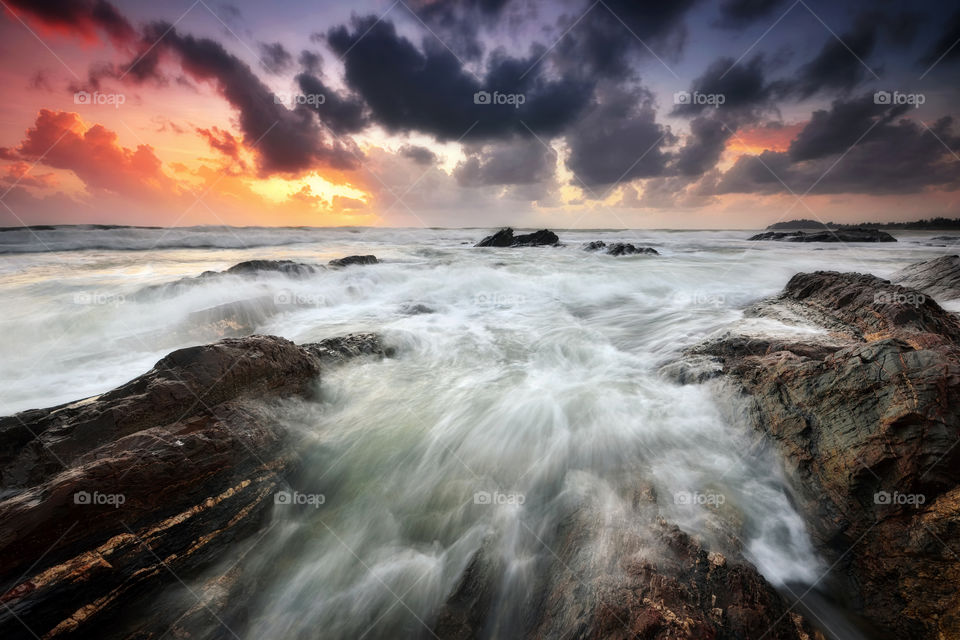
[787,94,909,161]
[673,116,732,176]
[918,10,960,70]
[399,145,438,166]
[326,16,593,141]
[715,0,786,28]
[714,101,960,195]
[454,138,557,186]
[124,22,362,175]
[409,0,512,60]
[565,85,676,188]
[6,0,136,44]
[296,73,368,134]
[298,50,323,74]
[672,54,774,119]
[258,42,293,74]
[792,19,878,98]
[552,0,697,78]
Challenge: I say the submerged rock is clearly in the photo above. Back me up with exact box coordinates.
[136,259,319,298]
[0,333,388,639]
[434,484,824,640]
[891,254,960,301]
[475,228,559,247]
[583,240,659,256]
[748,229,896,242]
[328,254,379,267]
[686,271,960,639]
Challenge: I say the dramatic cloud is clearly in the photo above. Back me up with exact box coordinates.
[792,20,877,98]
[673,54,774,120]
[715,0,786,28]
[11,109,177,198]
[454,138,557,186]
[673,116,731,176]
[295,73,368,135]
[399,145,438,166]
[6,0,136,45]
[565,85,676,188]
[787,95,908,161]
[326,16,593,141]
[918,10,960,70]
[258,42,293,74]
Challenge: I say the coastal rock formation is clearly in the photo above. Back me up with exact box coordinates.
[748,229,896,243]
[0,333,388,639]
[434,486,824,640]
[891,254,960,301]
[688,271,960,639]
[136,259,319,298]
[583,240,659,256]
[328,254,379,267]
[475,228,559,247]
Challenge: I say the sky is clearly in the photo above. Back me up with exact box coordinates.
[0,0,959,229]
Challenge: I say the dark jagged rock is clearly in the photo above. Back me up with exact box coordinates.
[135,259,319,299]
[748,229,897,243]
[582,240,658,256]
[328,254,379,267]
[687,271,960,639]
[475,228,559,247]
[434,486,824,640]
[0,333,388,639]
[891,254,960,301]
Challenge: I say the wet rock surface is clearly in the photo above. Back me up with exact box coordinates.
[0,333,388,639]
[748,229,897,243]
[328,254,379,267]
[434,486,824,640]
[475,228,559,247]
[583,240,659,256]
[688,271,960,639]
[891,254,960,301]
[135,259,319,298]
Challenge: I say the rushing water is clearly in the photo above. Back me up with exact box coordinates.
[0,226,952,638]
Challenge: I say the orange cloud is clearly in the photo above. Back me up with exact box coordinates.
[726,122,805,155]
[13,109,179,199]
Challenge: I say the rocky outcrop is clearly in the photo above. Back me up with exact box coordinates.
[891,254,960,301]
[136,259,319,298]
[748,229,897,243]
[687,271,960,639]
[0,333,388,639]
[475,228,559,247]
[583,240,658,256]
[328,255,379,267]
[434,486,824,640]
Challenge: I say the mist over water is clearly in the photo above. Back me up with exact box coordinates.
[0,227,945,638]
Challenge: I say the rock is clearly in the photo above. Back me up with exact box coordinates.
[136,260,319,298]
[748,229,897,242]
[183,295,281,338]
[687,271,960,639]
[328,255,379,267]
[582,240,658,256]
[475,228,559,247]
[891,255,960,301]
[0,333,388,639]
[434,486,824,640]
